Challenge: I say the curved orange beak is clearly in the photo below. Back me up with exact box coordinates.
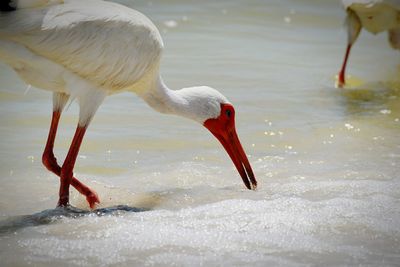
[204,103,257,190]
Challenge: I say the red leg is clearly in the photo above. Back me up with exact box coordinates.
[58,125,87,207]
[43,111,99,208]
[338,10,361,88]
[338,44,352,88]
[42,111,62,175]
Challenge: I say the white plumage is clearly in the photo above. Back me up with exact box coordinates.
[0,0,257,208]
[338,0,400,86]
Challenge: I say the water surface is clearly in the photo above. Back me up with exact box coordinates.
[0,0,399,266]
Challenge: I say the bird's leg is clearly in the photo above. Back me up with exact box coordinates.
[42,109,62,174]
[338,9,361,87]
[43,111,100,208]
[42,93,99,208]
[58,125,87,207]
[57,88,106,208]
[338,44,352,87]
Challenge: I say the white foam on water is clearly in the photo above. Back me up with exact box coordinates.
[1,154,399,266]
[1,194,398,266]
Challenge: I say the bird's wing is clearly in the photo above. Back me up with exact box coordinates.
[342,0,400,10]
[0,0,163,91]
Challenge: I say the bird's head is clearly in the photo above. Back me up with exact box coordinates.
[176,86,257,190]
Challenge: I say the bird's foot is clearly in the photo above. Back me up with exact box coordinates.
[86,192,100,209]
[57,196,70,208]
[337,72,345,88]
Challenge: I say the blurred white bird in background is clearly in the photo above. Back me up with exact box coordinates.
[338,0,400,87]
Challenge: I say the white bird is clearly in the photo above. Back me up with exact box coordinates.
[338,0,400,87]
[0,0,257,208]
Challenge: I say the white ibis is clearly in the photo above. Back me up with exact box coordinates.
[338,0,400,87]
[0,0,257,208]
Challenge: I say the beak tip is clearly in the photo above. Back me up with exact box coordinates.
[251,182,257,191]
[243,180,257,190]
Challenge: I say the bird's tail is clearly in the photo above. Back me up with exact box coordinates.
[0,0,64,11]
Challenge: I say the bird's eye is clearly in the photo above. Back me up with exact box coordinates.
[225,109,231,118]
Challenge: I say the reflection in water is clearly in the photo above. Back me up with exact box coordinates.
[0,205,148,234]
[339,73,400,118]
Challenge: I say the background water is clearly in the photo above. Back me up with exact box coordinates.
[0,0,400,266]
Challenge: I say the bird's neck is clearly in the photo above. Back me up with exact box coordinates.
[137,76,196,122]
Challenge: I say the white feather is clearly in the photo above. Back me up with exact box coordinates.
[52,92,69,112]
[343,0,400,34]
[1,0,163,92]
[138,77,229,123]
[0,0,230,126]
[343,0,400,10]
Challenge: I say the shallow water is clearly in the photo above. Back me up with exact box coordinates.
[0,0,400,266]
